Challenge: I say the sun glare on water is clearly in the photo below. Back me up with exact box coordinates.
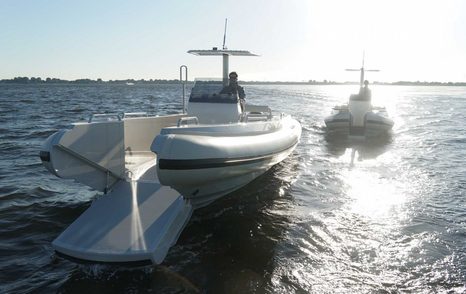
[339,157,406,219]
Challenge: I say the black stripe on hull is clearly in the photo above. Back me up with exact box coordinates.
[159,141,298,170]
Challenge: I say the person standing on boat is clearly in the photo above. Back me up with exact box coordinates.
[359,80,372,101]
[221,71,246,97]
[220,71,246,111]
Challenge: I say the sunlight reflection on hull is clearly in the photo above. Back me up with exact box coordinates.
[126,161,158,252]
[129,175,147,251]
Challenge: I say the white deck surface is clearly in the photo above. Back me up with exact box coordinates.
[53,159,193,264]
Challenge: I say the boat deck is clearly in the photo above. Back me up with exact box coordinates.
[52,152,193,264]
[124,152,158,181]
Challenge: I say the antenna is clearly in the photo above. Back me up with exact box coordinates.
[222,18,228,50]
[362,50,365,69]
[188,19,258,86]
[345,51,380,87]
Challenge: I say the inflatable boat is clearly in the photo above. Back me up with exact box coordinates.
[39,47,301,264]
[324,60,393,137]
[324,99,394,137]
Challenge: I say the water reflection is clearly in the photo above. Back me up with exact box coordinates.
[56,158,301,293]
[268,125,413,292]
[325,134,393,165]
[324,132,404,217]
[340,165,407,218]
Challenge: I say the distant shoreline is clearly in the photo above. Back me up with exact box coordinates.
[1,77,465,86]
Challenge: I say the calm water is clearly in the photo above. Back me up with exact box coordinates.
[0,83,465,293]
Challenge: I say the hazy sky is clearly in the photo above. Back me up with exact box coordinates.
[1,0,465,82]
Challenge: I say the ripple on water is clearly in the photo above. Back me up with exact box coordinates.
[1,84,466,292]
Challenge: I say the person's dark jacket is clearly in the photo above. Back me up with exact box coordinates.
[220,82,246,99]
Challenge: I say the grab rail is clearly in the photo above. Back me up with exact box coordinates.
[88,113,122,123]
[177,116,199,127]
[240,105,273,122]
[121,112,148,119]
[55,144,123,193]
[242,113,271,122]
[180,65,188,114]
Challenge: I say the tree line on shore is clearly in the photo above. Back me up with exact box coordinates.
[1,76,465,86]
[0,77,181,84]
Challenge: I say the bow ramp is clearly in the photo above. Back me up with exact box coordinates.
[40,114,193,263]
[53,163,193,264]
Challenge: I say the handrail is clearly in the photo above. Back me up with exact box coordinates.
[242,113,271,123]
[55,144,123,193]
[180,65,188,114]
[177,116,199,127]
[240,105,273,122]
[121,112,148,119]
[88,113,122,123]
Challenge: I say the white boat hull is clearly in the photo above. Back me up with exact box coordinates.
[40,111,301,263]
[151,116,301,208]
[39,46,303,265]
[325,103,393,137]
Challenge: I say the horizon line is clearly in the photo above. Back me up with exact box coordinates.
[1,76,466,85]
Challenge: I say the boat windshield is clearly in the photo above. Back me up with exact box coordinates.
[191,78,224,96]
[189,78,239,104]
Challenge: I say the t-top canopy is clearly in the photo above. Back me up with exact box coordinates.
[188,48,259,86]
[188,49,258,56]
